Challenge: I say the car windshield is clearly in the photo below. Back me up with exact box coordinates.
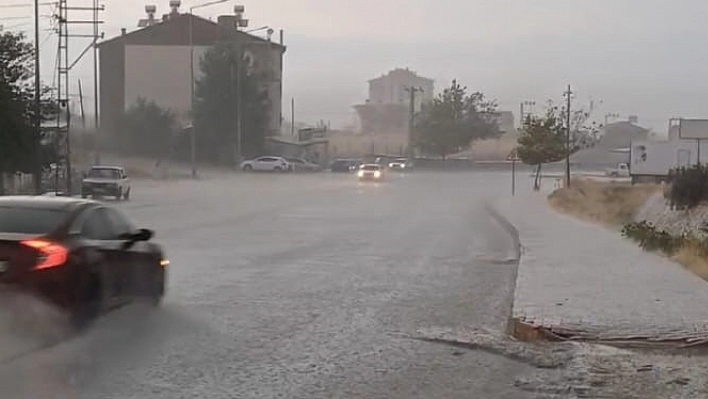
[362,165,380,171]
[0,207,68,235]
[87,168,121,179]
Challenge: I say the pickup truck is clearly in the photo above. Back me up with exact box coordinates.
[81,165,131,200]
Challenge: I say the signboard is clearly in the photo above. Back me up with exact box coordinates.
[679,119,708,139]
[507,149,520,162]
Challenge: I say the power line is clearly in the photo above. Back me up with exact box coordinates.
[0,2,55,8]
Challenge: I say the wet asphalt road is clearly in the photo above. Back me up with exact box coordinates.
[0,171,536,399]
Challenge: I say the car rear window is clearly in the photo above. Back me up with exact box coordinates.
[0,207,69,235]
[88,168,121,179]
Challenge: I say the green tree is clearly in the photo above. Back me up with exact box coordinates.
[0,28,56,194]
[415,80,500,159]
[517,101,599,190]
[194,41,268,165]
[119,97,175,159]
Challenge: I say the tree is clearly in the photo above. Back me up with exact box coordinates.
[0,28,56,193]
[517,101,599,190]
[118,97,175,159]
[415,80,501,159]
[194,41,269,165]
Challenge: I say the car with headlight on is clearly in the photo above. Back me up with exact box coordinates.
[0,196,167,328]
[81,166,131,200]
[388,158,413,170]
[357,164,385,181]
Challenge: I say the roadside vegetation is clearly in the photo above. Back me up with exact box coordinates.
[548,166,708,282]
[0,28,57,194]
[516,100,599,190]
[548,179,659,226]
[621,164,708,281]
[414,80,501,159]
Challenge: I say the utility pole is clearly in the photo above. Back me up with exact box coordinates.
[564,85,572,188]
[33,0,42,194]
[57,0,70,194]
[291,97,295,138]
[405,86,423,158]
[55,0,104,194]
[93,0,100,165]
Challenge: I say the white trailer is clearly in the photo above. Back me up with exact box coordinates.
[629,139,698,183]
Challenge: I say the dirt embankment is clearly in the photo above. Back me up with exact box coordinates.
[548,179,708,282]
[548,179,659,226]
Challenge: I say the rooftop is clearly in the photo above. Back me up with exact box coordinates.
[98,12,285,51]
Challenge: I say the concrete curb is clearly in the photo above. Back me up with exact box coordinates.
[483,201,521,261]
[483,201,525,338]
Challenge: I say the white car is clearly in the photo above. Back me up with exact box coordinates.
[388,158,413,170]
[240,156,290,172]
[357,164,385,181]
[81,166,131,200]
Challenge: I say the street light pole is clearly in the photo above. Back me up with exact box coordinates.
[234,5,247,167]
[189,0,231,178]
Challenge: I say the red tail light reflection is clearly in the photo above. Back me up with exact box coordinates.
[22,240,69,270]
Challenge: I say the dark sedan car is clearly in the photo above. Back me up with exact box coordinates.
[0,196,167,327]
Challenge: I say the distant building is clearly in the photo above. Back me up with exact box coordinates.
[354,68,434,135]
[571,120,649,169]
[491,111,515,136]
[367,68,434,110]
[98,2,286,143]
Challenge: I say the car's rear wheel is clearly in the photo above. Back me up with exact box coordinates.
[274,166,282,172]
[243,164,253,172]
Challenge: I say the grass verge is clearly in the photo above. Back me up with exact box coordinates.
[550,178,708,283]
[548,178,660,226]
[674,242,708,281]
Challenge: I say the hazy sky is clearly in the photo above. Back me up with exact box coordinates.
[3,0,708,133]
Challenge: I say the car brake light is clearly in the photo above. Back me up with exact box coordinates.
[160,259,170,267]
[22,239,69,270]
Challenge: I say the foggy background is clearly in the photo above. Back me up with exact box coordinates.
[3,0,708,132]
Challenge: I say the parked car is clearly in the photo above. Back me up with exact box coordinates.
[81,166,131,200]
[357,164,385,181]
[286,158,322,172]
[388,158,414,170]
[331,159,360,173]
[0,196,167,328]
[605,162,630,177]
[240,156,290,172]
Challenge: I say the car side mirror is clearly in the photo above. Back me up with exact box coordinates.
[119,228,153,249]
[134,228,153,241]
